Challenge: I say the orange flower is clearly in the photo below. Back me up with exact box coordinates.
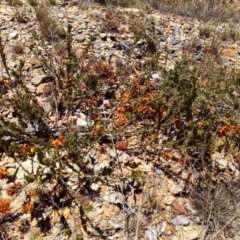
[0,199,11,214]
[137,106,155,114]
[161,150,170,160]
[161,109,167,117]
[219,124,238,137]
[142,92,152,103]
[116,141,127,151]
[117,105,133,113]
[178,158,186,166]
[92,114,100,121]
[144,134,156,145]
[0,168,9,180]
[99,62,109,73]
[91,124,106,135]
[22,201,34,214]
[52,136,65,147]
[0,79,9,85]
[121,92,130,104]
[115,113,129,126]
[202,79,210,86]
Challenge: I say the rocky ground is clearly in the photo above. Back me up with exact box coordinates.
[1,0,240,239]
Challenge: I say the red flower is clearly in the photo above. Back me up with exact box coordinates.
[105,12,110,20]
[116,141,127,151]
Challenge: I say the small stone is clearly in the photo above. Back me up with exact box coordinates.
[91,183,99,191]
[36,83,52,95]
[31,75,47,85]
[172,215,190,226]
[216,158,228,168]
[152,73,160,79]
[9,31,18,39]
[76,118,88,127]
[100,33,107,40]
[23,47,31,54]
[172,39,180,45]
[67,6,79,14]
[75,34,85,43]
[164,196,175,205]
[168,180,183,194]
[173,225,206,240]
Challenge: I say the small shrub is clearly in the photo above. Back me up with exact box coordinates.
[13,43,24,54]
[27,0,38,6]
[48,0,56,5]
[199,25,215,38]
[34,5,61,41]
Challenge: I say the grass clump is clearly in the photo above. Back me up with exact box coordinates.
[34,4,64,42]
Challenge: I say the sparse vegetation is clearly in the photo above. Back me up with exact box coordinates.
[1,0,240,239]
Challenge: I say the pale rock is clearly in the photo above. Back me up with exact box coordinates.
[9,31,18,39]
[67,6,79,14]
[75,49,83,57]
[90,183,99,191]
[100,33,107,40]
[0,6,13,15]
[86,210,97,219]
[117,152,130,162]
[164,195,175,205]
[16,158,40,181]
[172,215,190,226]
[145,224,162,240]
[173,225,206,240]
[168,179,183,194]
[216,158,228,168]
[76,118,88,127]
[30,56,41,66]
[25,83,36,92]
[103,192,125,204]
[79,112,87,120]
[151,73,160,79]
[75,34,85,43]
[31,74,47,85]
[36,83,51,96]
[23,47,31,54]
[10,189,26,211]
[181,170,190,180]
[222,44,238,57]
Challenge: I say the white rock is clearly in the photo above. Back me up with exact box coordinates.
[16,158,40,180]
[172,215,190,226]
[152,73,160,79]
[76,118,88,127]
[31,74,47,85]
[103,192,125,204]
[216,158,228,168]
[9,31,18,39]
[79,112,87,120]
[168,180,183,194]
[145,224,162,240]
[164,195,175,205]
[91,183,99,191]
